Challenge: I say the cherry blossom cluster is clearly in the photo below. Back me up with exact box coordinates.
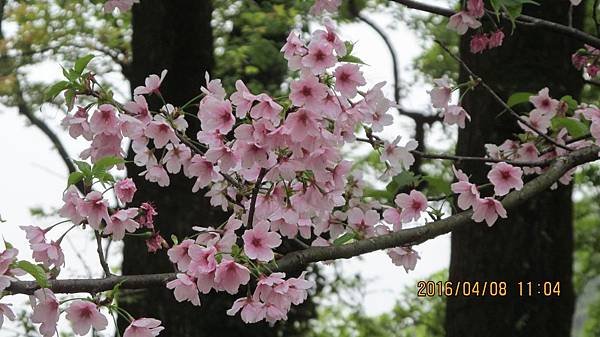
[572,45,600,78]
[446,0,505,54]
[428,76,471,128]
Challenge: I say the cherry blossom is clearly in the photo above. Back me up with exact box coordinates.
[451,166,480,210]
[65,300,108,335]
[429,76,452,109]
[104,208,140,240]
[447,11,481,35]
[123,318,164,337]
[115,178,138,204]
[0,303,15,329]
[394,190,428,223]
[289,75,328,110]
[77,191,111,230]
[388,247,420,272]
[334,64,366,98]
[134,70,168,95]
[227,297,266,323]
[214,260,251,294]
[530,88,559,116]
[472,197,508,226]
[243,221,282,261]
[487,162,524,196]
[31,289,60,337]
[443,105,471,128]
[166,274,201,306]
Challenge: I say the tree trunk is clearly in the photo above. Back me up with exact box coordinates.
[445,1,585,337]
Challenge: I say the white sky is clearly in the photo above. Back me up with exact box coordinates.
[0,9,452,336]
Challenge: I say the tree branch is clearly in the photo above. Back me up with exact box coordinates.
[7,145,599,295]
[389,0,600,50]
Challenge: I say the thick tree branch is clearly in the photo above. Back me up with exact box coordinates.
[7,146,599,295]
[389,0,600,49]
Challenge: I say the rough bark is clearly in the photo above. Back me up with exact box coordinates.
[445,1,586,337]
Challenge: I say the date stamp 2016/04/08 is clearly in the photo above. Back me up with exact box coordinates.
[416,281,561,297]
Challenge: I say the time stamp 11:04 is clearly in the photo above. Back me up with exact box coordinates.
[416,281,562,297]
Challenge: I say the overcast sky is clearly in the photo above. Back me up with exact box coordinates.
[0,8,452,336]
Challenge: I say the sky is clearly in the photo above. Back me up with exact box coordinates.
[0,7,452,336]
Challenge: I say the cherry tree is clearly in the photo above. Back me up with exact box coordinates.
[2,0,600,336]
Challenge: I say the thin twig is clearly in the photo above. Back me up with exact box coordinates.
[435,40,574,152]
[95,231,112,277]
[247,168,267,228]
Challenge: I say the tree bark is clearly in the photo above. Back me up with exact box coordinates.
[445,1,585,337]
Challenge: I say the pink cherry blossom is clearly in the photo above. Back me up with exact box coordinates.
[187,155,222,192]
[310,0,341,15]
[133,70,168,95]
[188,245,217,275]
[20,225,46,244]
[467,0,484,17]
[289,75,328,110]
[227,297,266,323]
[487,162,523,196]
[346,207,379,237]
[314,18,347,56]
[443,105,471,128]
[146,232,168,253]
[123,318,164,337]
[124,95,151,124]
[250,94,283,126]
[65,300,108,335]
[77,191,111,230]
[0,303,15,329]
[205,144,239,172]
[334,64,366,98]
[143,164,170,187]
[488,30,505,48]
[31,288,60,337]
[388,247,420,272]
[138,202,158,228]
[284,108,321,143]
[105,208,139,240]
[470,34,488,54]
[302,40,336,74]
[447,11,481,35]
[530,88,559,116]
[167,239,195,272]
[163,143,192,174]
[62,106,92,140]
[198,97,235,134]
[214,260,251,294]
[472,197,507,226]
[166,274,201,306]
[81,133,125,164]
[429,76,452,109]
[90,104,120,135]
[145,119,179,148]
[115,178,137,204]
[380,136,418,171]
[243,221,282,261]
[201,72,227,100]
[518,109,552,134]
[280,31,306,60]
[394,190,428,223]
[31,241,65,268]
[451,166,480,210]
[230,80,257,118]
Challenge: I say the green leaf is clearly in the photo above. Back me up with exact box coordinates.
[333,232,356,246]
[424,176,451,196]
[73,160,92,175]
[67,171,84,186]
[338,54,367,65]
[92,156,125,174]
[386,171,421,194]
[74,54,94,76]
[560,95,578,111]
[552,117,589,138]
[45,81,70,101]
[344,41,355,56]
[363,187,392,200]
[15,261,49,288]
[507,92,533,107]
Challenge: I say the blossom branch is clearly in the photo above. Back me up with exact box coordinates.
[388,0,600,49]
[246,168,267,228]
[8,145,599,295]
[435,40,574,152]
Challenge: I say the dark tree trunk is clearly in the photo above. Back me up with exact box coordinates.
[445,1,585,337]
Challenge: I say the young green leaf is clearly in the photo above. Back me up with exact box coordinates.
[507,92,533,107]
[333,232,356,246]
[74,54,95,76]
[67,171,85,187]
[45,81,71,101]
[15,260,49,288]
